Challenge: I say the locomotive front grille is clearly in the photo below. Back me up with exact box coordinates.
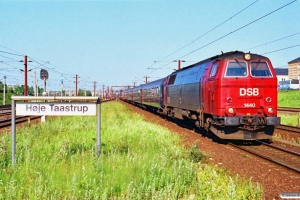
[224,116,267,126]
[239,116,266,126]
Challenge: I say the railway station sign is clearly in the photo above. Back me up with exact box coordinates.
[16,102,96,116]
[11,96,102,166]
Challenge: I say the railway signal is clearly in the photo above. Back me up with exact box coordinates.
[40,69,49,94]
[40,69,49,80]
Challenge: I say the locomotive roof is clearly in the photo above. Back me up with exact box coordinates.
[174,51,268,73]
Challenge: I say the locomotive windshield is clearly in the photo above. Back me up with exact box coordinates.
[250,62,272,77]
[225,61,247,77]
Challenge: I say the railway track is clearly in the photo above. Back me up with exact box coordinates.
[276,124,300,133]
[0,116,41,129]
[0,105,12,117]
[228,140,300,174]
[278,106,300,113]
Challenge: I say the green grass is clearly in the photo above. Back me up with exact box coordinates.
[278,90,300,127]
[0,101,262,199]
[278,90,300,108]
[277,113,300,126]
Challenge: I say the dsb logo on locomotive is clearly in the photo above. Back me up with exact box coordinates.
[239,88,259,96]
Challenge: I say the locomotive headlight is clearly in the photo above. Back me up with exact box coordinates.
[225,106,236,116]
[244,53,251,61]
[267,107,274,114]
[228,107,235,114]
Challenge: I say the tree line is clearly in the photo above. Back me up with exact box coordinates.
[0,82,92,96]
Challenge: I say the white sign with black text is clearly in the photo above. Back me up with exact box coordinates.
[16,102,96,116]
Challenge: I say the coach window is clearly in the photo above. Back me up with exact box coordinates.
[210,63,218,77]
[168,74,177,85]
[225,61,247,77]
[251,62,272,77]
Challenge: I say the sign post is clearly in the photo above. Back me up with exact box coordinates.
[97,98,101,157]
[11,99,16,165]
[11,96,101,166]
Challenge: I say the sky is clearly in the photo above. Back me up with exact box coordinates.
[0,0,300,93]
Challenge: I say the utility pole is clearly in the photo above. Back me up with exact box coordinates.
[36,79,38,96]
[102,85,105,99]
[75,74,78,96]
[69,79,71,96]
[177,60,185,70]
[94,81,96,97]
[3,76,6,105]
[24,55,28,96]
[107,86,109,98]
[60,74,64,96]
[34,70,37,96]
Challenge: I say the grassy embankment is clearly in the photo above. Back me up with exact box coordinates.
[0,101,262,199]
[276,90,300,143]
[278,90,300,126]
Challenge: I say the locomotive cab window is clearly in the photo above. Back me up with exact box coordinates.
[210,63,218,77]
[168,74,177,85]
[250,62,272,77]
[225,61,247,77]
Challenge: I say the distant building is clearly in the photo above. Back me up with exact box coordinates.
[288,56,300,80]
[274,68,288,85]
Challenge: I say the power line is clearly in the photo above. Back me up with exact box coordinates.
[263,43,300,55]
[245,31,300,51]
[131,0,261,84]
[0,45,80,86]
[179,0,296,59]
[151,0,297,73]
[0,50,23,57]
[0,45,24,56]
[155,0,260,63]
[0,54,21,62]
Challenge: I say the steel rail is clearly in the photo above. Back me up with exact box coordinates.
[278,107,300,112]
[276,124,300,133]
[228,142,300,174]
[0,116,41,128]
[256,140,300,156]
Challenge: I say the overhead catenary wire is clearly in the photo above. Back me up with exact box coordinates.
[155,0,260,64]
[0,54,21,63]
[245,31,300,51]
[0,45,24,56]
[148,0,297,74]
[0,43,92,90]
[138,0,260,80]
[0,52,93,91]
[263,43,300,55]
[0,50,23,57]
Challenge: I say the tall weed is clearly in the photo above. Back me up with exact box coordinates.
[0,101,262,199]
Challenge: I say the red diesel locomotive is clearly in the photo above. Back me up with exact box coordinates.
[122,51,280,140]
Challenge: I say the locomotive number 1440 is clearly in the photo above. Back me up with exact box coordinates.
[244,103,255,107]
